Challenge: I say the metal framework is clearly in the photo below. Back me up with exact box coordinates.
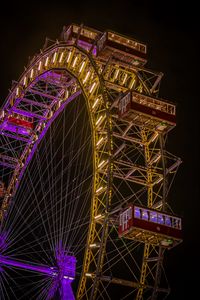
[0,24,182,299]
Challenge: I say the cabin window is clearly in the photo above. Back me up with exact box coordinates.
[165,216,171,227]
[149,211,157,223]
[172,217,181,229]
[122,210,129,231]
[128,207,132,219]
[157,214,164,224]
[134,207,141,219]
[141,209,149,221]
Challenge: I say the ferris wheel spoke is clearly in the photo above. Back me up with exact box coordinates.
[4,178,91,254]
[120,288,136,300]
[106,239,140,280]
[0,270,12,300]
[1,259,54,299]
[97,280,112,300]
[5,216,89,260]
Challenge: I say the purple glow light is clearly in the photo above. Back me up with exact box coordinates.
[0,246,76,299]
[56,244,76,300]
[77,40,97,56]
[12,107,46,120]
[0,255,57,276]
[0,130,30,143]
[61,278,75,300]
[2,123,31,136]
[56,247,76,280]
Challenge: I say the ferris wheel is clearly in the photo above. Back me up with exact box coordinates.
[0,24,182,299]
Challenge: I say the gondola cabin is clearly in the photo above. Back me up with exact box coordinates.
[63,24,100,55]
[5,113,34,136]
[119,205,182,249]
[62,24,147,66]
[118,91,176,132]
[96,30,147,66]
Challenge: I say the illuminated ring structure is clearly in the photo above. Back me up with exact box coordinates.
[0,43,113,299]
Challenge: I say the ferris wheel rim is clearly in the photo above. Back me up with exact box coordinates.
[0,44,113,298]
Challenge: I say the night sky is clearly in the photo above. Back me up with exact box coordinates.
[0,1,198,299]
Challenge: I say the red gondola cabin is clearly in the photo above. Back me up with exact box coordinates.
[119,204,182,249]
[118,91,176,131]
[4,113,34,135]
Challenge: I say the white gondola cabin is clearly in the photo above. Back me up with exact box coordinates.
[119,205,182,249]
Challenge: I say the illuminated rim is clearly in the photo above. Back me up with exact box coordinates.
[0,43,112,296]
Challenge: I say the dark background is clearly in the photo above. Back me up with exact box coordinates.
[0,1,198,299]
